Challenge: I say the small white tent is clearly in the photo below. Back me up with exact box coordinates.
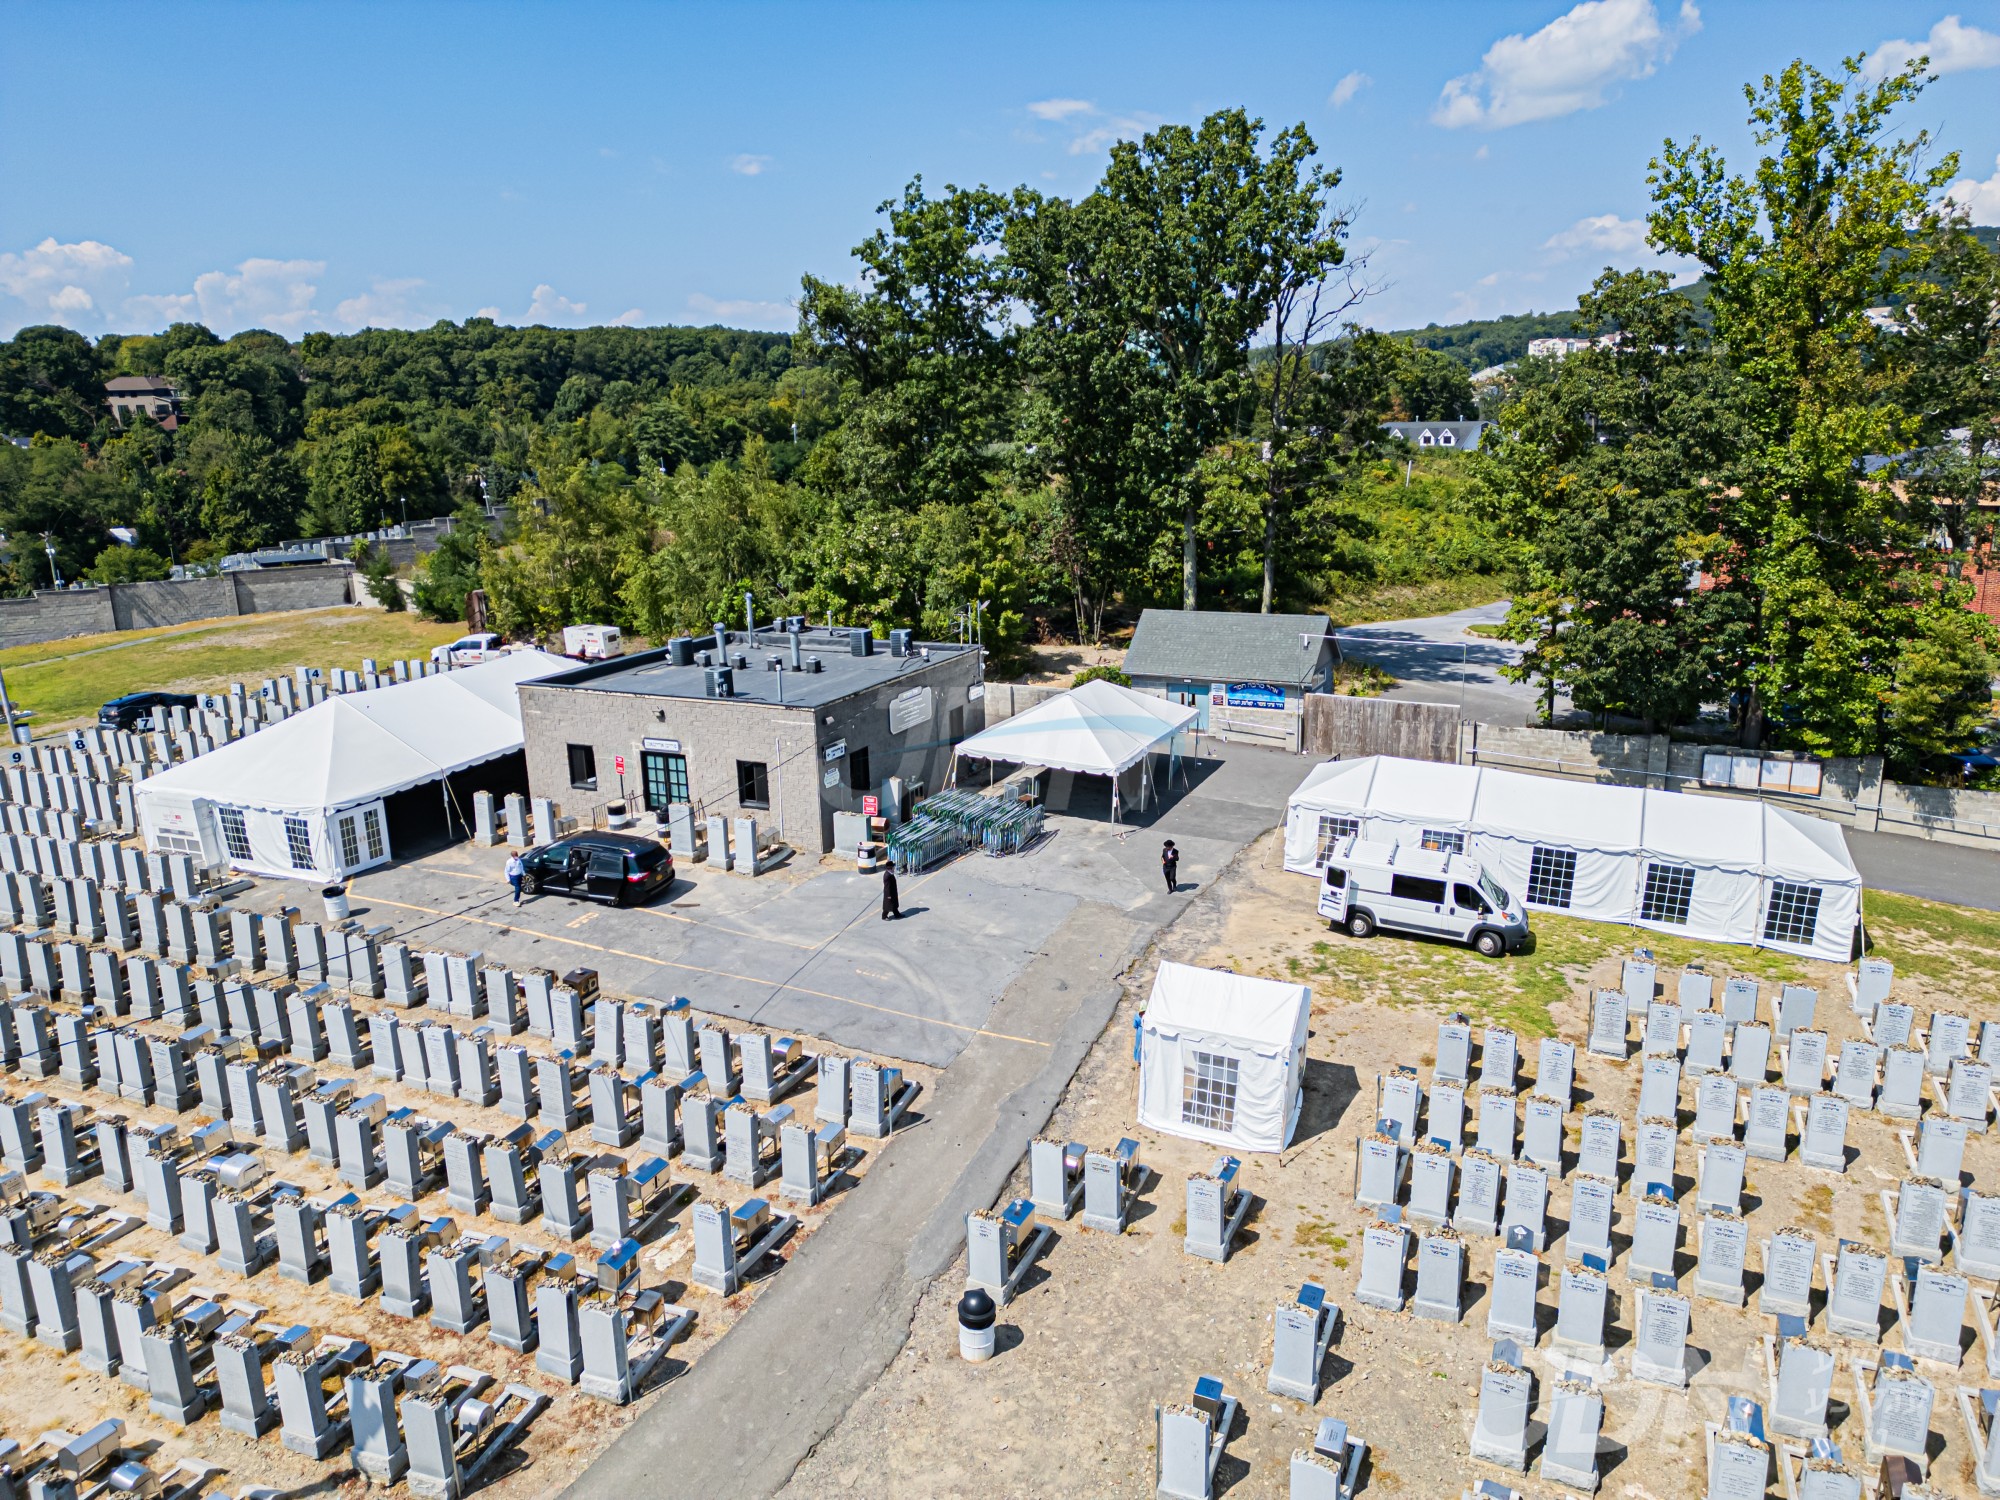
[951,678,1197,819]
[1283,755,1863,962]
[1136,961,1311,1154]
[137,650,571,882]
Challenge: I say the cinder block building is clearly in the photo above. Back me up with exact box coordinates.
[517,623,986,855]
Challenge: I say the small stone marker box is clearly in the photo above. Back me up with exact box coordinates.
[1414,1228,1466,1323]
[1471,1343,1534,1471]
[1686,1010,1727,1074]
[1947,1057,1993,1132]
[1634,1116,1677,1188]
[1879,1046,1926,1121]
[1722,975,1759,1029]
[1436,1015,1472,1088]
[1857,957,1894,1014]
[1408,1141,1455,1228]
[1958,1187,2000,1280]
[1482,1027,1518,1090]
[1500,1161,1549,1254]
[1707,1426,1771,1500]
[1693,1073,1739,1144]
[1487,1243,1540,1343]
[1786,1030,1829,1096]
[1730,1022,1772,1087]
[1552,1260,1610,1362]
[1457,1148,1502,1237]
[1538,1377,1602,1492]
[1355,1218,1408,1312]
[1476,1089,1516,1162]
[1831,1042,1880,1110]
[1536,1039,1574,1107]
[1891,1177,1948,1264]
[1677,968,1712,1011]
[1353,1131,1404,1210]
[1915,1116,1966,1185]
[1929,1010,1973,1076]
[1629,1191,1680,1284]
[1873,1001,1914,1050]
[1902,1264,1965,1367]
[1866,1361,1935,1466]
[1566,1173,1615,1264]
[1378,1067,1421,1143]
[1576,1111,1620,1183]
[1622,958,1656,1012]
[1521,1094,1563,1174]
[1697,1142,1747,1216]
[1638,1055,1681,1121]
[1268,1281,1339,1403]
[1428,1081,1465,1152]
[1776,984,1817,1041]
[1773,1327,1836,1440]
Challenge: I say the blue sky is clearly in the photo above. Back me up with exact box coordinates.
[5,1,2000,341]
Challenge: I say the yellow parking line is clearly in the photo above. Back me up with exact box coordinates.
[360,894,1050,1048]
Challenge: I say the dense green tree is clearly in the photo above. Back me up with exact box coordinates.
[482,450,643,639]
[1648,55,1966,754]
[0,326,105,441]
[410,503,489,622]
[1387,345,1478,421]
[84,543,171,583]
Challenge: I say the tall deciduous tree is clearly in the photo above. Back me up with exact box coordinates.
[1648,55,1968,754]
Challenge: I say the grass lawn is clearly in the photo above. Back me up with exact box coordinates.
[1319,576,1507,627]
[1268,908,1818,1039]
[1861,889,2000,1008]
[0,609,465,729]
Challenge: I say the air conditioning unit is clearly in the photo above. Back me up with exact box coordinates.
[850,630,874,657]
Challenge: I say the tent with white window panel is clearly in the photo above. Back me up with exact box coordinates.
[1135,961,1311,1154]
[135,649,572,882]
[1282,754,1863,962]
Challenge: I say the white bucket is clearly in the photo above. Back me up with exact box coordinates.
[958,1322,995,1362]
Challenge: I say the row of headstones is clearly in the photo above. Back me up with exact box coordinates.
[1155,1370,1367,1500]
[0,768,132,837]
[470,792,572,850]
[0,851,216,930]
[0,1249,548,1498]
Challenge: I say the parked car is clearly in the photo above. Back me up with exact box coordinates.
[98,690,199,732]
[431,632,503,666]
[520,831,674,906]
[1317,836,1528,957]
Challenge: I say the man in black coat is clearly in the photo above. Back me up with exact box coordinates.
[1161,839,1180,894]
[881,866,902,920]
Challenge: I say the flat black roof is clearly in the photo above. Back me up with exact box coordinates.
[528,628,976,710]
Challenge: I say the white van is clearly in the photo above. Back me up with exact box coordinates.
[1317,837,1528,957]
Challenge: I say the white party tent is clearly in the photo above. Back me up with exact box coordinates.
[1136,961,1311,1153]
[951,678,1198,819]
[136,649,572,882]
[1283,755,1863,962]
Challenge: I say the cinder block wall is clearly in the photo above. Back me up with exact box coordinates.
[0,563,355,650]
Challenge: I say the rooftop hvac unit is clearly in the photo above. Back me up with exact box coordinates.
[705,666,734,698]
[888,628,913,658]
[850,629,874,657]
[666,637,695,667]
[765,655,784,671]
[695,651,713,668]
[806,657,824,674]
[731,653,749,671]
[786,616,806,633]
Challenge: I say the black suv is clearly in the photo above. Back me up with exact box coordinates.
[521,832,675,906]
[99,690,199,731]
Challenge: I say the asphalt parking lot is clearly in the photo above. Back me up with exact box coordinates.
[233,741,1309,1068]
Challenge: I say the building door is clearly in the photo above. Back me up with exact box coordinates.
[641,750,690,811]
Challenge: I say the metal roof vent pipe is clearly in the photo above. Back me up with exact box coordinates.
[789,632,802,670]
[744,591,756,641]
[712,621,728,652]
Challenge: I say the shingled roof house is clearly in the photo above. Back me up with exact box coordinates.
[1123,608,1340,731]
[105,375,183,430]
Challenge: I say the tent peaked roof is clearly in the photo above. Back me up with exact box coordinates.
[1145,961,1309,1053]
[953,678,1197,777]
[137,649,572,815]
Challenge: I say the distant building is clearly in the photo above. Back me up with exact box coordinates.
[1123,608,1340,730]
[1381,420,1490,451]
[105,376,181,430]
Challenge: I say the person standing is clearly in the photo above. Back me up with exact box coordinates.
[881,865,902,920]
[1161,839,1180,894]
[505,850,525,906]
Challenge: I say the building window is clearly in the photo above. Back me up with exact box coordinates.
[949,706,964,742]
[284,816,314,871]
[1420,828,1465,854]
[1181,1049,1239,1133]
[1314,814,1360,866]
[1525,845,1577,909]
[218,807,252,861]
[849,747,872,792]
[337,815,361,869]
[362,807,385,859]
[567,743,597,791]
[641,750,689,812]
[736,760,770,809]
[1763,882,1823,947]
[1639,862,1696,926]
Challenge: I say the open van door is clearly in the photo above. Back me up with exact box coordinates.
[1317,865,1351,923]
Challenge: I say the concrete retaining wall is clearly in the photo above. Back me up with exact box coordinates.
[1303,694,1460,762]
[0,563,356,650]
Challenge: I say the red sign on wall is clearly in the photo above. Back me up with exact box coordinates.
[613,754,627,775]
[862,795,880,817]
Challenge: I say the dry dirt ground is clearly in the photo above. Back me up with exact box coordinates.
[0,975,929,1499]
[784,829,1997,1499]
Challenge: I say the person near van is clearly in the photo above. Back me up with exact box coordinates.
[566,845,588,888]
[881,865,902,920]
[1161,840,1180,894]
[505,851,525,906]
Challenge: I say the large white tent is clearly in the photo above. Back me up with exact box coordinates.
[1137,962,1311,1154]
[1283,755,1863,962]
[137,650,571,882]
[951,678,1197,819]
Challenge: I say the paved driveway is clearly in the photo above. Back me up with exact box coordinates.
[1336,601,1574,725]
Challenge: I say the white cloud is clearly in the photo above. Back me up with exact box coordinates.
[729,153,772,176]
[607,307,645,327]
[1028,98,1094,121]
[474,305,502,320]
[1068,114,1160,156]
[1433,0,1700,129]
[1947,153,2000,224]
[122,292,198,325]
[187,257,324,333]
[0,237,135,329]
[1543,212,1652,255]
[524,283,588,324]
[687,292,796,331]
[333,277,440,330]
[1329,71,1371,108]
[1861,14,2000,82]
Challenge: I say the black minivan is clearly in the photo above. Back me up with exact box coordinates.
[520,831,674,906]
[99,690,199,731]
